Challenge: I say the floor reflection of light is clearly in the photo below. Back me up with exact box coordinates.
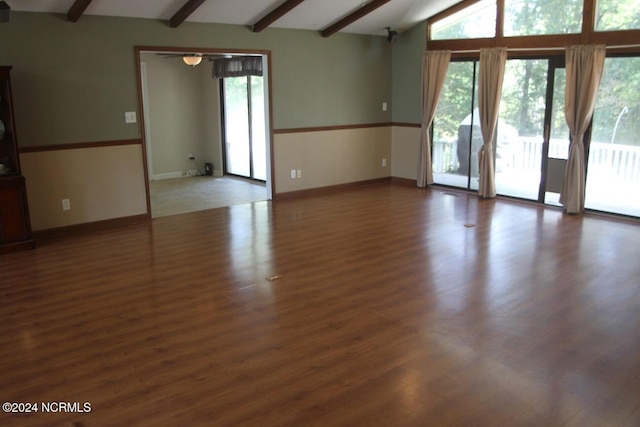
[232,281,275,303]
[228,201,273,288]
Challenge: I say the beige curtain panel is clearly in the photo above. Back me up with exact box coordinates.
[417,50,451,188]
[561,45,606,214]
[477,48,507,198]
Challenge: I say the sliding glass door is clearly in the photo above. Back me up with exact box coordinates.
[222,76,266,181]
[432,57,569,203]
[496,59,549,200]
[541,64,569,205]
[585,56,640,217]
[495,58,568,203]
[429,53,640,217]
[250,76,266,181]
[432,60,480,190]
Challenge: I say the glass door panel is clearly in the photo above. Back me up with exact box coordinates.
[223,75,267,181]
[585,57,640,216]
[496,59,548,200]
[432,61,479,190]
[250,76,267,181]
[543,67,568,205]
[548,69,568,158]
[223,77,250,177]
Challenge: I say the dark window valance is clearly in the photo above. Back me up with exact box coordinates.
[213,56,263,79]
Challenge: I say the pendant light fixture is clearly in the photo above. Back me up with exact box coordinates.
[182,54,203,66]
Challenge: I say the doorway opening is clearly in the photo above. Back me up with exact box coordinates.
[136,47,273,218]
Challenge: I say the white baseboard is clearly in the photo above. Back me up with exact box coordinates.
[152,170,198,181]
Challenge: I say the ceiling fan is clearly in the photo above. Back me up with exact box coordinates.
[157,53,231,67]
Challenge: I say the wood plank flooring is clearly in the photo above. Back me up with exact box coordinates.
[1,183,639,426]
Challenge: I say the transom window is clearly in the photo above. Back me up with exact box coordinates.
[431,0,496,40]
[595,0,640,32]
[504,0,584,36]
[428,0,640,44]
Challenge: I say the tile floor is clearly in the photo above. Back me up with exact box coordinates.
[149,175,267,218]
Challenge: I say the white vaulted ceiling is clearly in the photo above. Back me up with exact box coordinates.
[8,0,459,36]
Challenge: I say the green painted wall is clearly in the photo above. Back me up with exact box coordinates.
[391,21,426,124]
[0,12,392,147]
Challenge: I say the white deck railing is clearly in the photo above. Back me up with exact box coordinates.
[433,137,640,184]
[588,141,640,182]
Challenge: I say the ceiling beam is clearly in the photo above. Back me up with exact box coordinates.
[320,0,392,38]
[169,0,207,28]
[252,0,306,33]
[67,0,93,23]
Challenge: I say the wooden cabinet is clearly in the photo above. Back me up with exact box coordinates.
[0,66,34,254]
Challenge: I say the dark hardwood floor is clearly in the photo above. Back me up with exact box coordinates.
[1,183,639,426]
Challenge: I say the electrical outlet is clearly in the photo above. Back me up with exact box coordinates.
[188,153,195,160]
[125,111,137,123]
[62,198,71,211]
[382,158,387,167]
[382,102,388,111]
[290,169,296,179]
[296,169,302,179]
